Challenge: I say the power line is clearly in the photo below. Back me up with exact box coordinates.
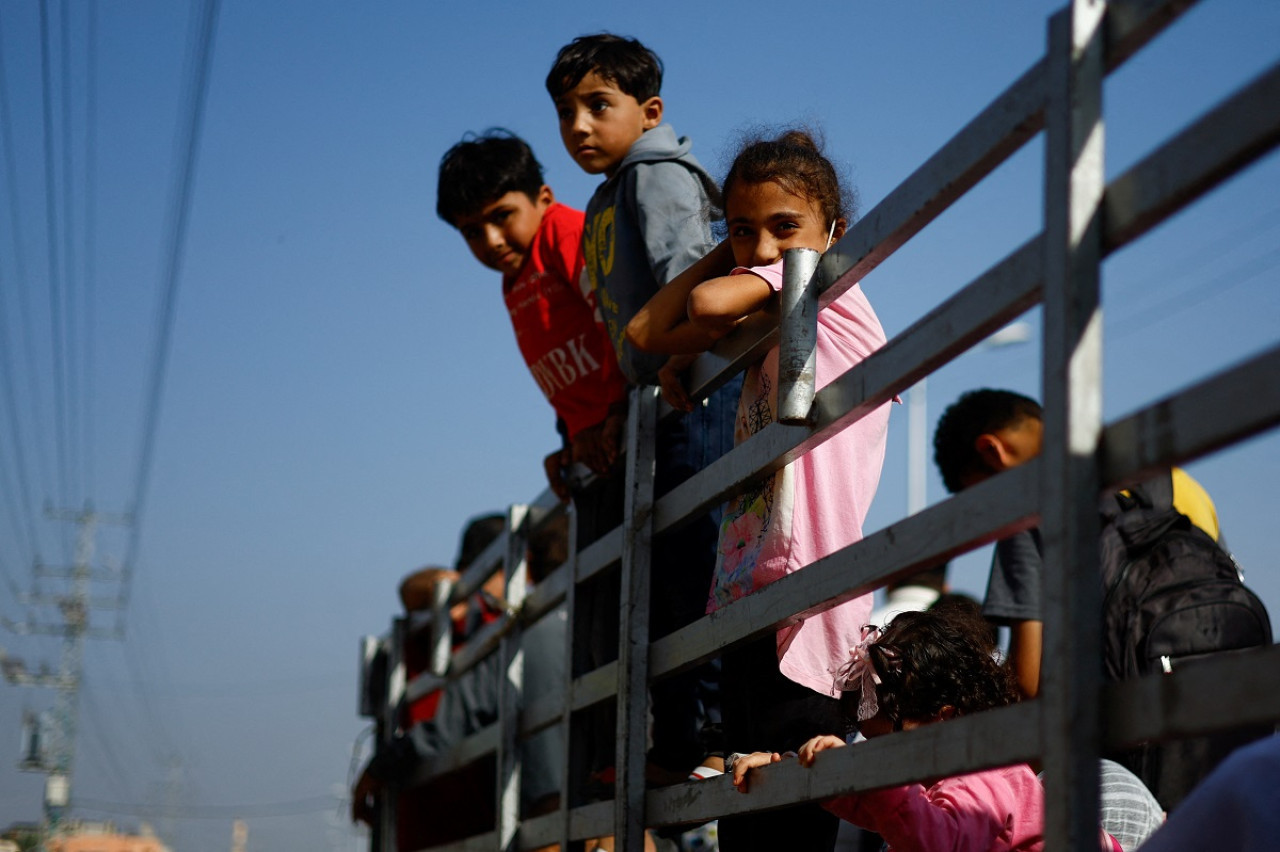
[1111,244,1280,338]
[0,267,42,568]
[79,676,142,804]
[0,7,47,571]
[1111,205,1280,297]
[118,0,222,617]
[59,0,82,508]
[0,3,57,552]
[38,0,72,530]
[0,445,35,592]
[118,625,179,767]
[81,0,98,502]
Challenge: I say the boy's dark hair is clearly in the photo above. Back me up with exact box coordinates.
[929,592,999,654]
[722,129,857,232]
[545,33,663,102]
[850,607,1018,728]
[436,129,544,226]
[455,513,507,571]
[933,388,1043,494]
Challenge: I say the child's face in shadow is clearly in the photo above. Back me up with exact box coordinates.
[725,180,843,268]
[859,705,956,738]
[454,187,553,277]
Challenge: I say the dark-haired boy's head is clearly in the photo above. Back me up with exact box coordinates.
[437,130,554,276]
[456,513,507,572]
[933,389,1044,493]
[545,33,663,103]
[437,130,544,226]
[547,34,665,178]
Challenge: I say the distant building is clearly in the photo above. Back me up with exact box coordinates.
[44,821,170,852]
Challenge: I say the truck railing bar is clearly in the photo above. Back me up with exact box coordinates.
[814,0,1199,307]
[659,53,1280,540]
[573,525,622,585]
[1104,644,1280,750]
[615,386,660,850]
[649,463,1040,681]
[655,236,1043,535]
[441,334,1280,778]
[646,701,1042,829]
[363,1,1280,846]
[1103,60,1280,253]
[1101,343,1280,489]
[496,505,530,850]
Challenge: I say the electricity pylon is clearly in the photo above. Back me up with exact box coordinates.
[2,504,128,834]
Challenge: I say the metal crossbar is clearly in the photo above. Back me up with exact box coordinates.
[358,0,1280,848]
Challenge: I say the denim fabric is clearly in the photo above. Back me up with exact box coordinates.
[568,375,743,783]
[647,374,741,770]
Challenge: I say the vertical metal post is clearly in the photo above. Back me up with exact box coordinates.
[1041,2,1106,850]
[777,247,821,424]
[498,506,530,851]
[558,508,580,851]
[616,386,658,851]
[429,576,454,677]
[907,379,928,515]
[377,617,406,852]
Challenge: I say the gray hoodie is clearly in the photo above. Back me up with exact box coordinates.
[582,123,720,386]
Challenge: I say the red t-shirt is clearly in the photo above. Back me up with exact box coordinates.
[503,203,626,439]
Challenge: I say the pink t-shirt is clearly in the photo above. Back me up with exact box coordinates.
[824,763,1046,852]
[707,261,891,695]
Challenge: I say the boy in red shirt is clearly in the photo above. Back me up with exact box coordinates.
[437,130,628,499]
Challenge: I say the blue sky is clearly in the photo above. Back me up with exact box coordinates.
[0,2,1276,850]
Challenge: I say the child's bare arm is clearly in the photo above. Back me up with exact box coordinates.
[1007,618,1043,698]
[686,272,774,338]
[626,241,736,354]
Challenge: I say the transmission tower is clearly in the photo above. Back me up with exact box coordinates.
[2,504,129,834]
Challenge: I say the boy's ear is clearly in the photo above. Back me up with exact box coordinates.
[537,185,555,207]
[974,433,1011,473]
[641,96,663,130]
[936,705,957,721]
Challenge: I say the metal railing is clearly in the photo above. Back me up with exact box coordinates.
[358,0,1280,848]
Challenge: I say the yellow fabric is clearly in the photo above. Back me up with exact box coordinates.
[1116,467,1220,541]
[1170,467,1220,541]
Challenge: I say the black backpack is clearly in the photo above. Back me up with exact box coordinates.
[1099,472,1273,810]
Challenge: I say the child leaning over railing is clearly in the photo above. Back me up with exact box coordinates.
[729,605,1129,852]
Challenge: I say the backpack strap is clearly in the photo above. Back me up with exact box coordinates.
[1109,469,1175,515]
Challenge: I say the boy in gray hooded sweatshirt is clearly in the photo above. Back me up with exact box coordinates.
[547,33,736,792]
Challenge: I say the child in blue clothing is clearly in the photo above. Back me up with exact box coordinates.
[546,33,736,789]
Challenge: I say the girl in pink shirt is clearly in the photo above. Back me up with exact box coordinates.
[627,129,890,851]
[731,605,1044,851]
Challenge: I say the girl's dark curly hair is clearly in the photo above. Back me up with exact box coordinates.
[722,128,857,232]
[846,606,1019,729]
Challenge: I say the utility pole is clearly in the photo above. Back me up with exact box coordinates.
[2,504,129,839]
